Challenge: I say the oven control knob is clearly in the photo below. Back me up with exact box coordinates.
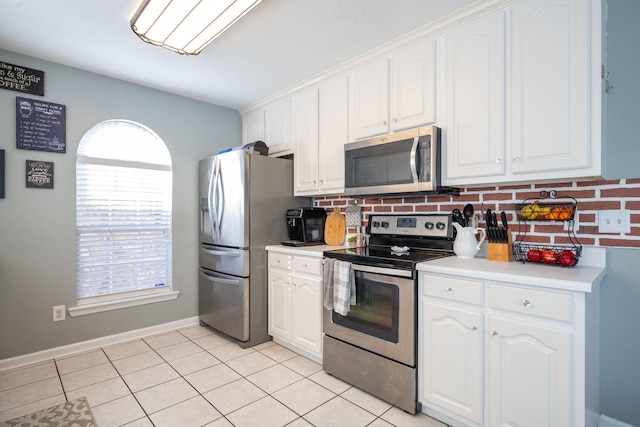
[371,221,380,228]
[380,221,389,228]
[425,222,434,230]
[436,222,446,230]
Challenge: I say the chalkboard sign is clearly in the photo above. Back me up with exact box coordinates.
[0,61,44,96]
[26,160,54,189]
[16,96,66,153]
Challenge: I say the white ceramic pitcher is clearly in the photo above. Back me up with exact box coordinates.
[452,222,487,259]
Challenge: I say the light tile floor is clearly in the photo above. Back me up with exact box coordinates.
[0,325,450,427]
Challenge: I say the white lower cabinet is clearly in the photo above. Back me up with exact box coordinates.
[422,301,483,424]
[419,272,597,427]
[267,250,323,362]
[488,315,572,426]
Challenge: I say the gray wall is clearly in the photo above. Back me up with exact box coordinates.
[0,49,240,359]
[599,1,640,425]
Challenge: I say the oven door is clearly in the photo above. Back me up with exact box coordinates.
[323,263,416,366]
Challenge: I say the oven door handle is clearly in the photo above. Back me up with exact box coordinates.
[351,263,413,278]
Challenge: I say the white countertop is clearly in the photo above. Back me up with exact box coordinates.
[417,247,606,293]
[265,244,345,257]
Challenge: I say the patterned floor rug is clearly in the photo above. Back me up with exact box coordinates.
[1,397,97,427]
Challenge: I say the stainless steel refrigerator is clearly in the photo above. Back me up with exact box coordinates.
[199,149,306,348]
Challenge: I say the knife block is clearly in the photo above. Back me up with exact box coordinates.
[487,231,514,262]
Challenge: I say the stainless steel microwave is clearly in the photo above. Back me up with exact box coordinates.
[344,126,456,197]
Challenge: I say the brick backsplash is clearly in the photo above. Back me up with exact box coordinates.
[314,178,640,249]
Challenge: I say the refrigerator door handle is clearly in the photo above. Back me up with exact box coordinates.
[213,157,224,241]
[200,247,242,257]
[207,159,216,240]
[199,271,241,287]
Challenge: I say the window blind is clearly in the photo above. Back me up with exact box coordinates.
[75,120,172,303]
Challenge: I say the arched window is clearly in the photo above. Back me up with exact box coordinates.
[73,120,174,313]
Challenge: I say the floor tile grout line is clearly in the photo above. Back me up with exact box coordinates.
[1,326,424,427]
[101,345,155,426]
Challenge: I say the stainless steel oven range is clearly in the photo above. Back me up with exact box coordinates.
[323,213,455,414]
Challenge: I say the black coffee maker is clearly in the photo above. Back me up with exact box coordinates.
[281,207,327,246]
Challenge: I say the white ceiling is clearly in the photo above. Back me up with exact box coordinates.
[0,0,477,111]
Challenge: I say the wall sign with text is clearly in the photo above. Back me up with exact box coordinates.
[0,61,44,96]
[26,160,54,189]
[16,96,66,153]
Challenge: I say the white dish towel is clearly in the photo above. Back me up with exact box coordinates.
[323,258,355,315]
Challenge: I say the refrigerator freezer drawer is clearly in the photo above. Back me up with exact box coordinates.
[199,268,249,342]
[200,244,249,277]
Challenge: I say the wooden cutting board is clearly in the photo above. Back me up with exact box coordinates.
[324,207,346,245]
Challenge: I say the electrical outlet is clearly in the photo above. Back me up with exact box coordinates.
[53,305,66,322]
[598,210,630,233]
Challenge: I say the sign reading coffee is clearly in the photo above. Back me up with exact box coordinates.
[0,61,44,96]
[16,96,66,153]
[26,160,54,189]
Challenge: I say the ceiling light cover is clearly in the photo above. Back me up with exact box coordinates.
[131,0,263,55]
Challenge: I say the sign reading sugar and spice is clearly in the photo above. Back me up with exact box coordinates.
[16,96,66,153]
[0,61,44,96]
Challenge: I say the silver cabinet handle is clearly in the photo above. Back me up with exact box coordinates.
[446,287,454,294]
[471,326,478,332]
[492,331,499,336]
[495,158,502,164]
[513,156,521,163]
[522,299,531,307]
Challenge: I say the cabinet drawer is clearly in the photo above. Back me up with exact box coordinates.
[489,284,572,322]
[293,257,323,275]
[422,275,483,306]
[269,252,291,270]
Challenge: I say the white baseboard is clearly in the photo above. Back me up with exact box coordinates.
[0,316,200,372]
[599,414,636,427]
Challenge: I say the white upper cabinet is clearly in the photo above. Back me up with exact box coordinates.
[242,109,264,146]
[509,0,591,174]
[443,0,601,186]
[349,58,390,140]
[391,38,437,132]
[293,75,348,196]
[265,99,292,156]
[350,37,438,141]
[317,74,348,194]
[292,87,319,193]
[444,12,506,180]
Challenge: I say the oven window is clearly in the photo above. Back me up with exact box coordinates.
[332,271,399,343]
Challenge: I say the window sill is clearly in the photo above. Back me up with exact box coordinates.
[68,291,180,317]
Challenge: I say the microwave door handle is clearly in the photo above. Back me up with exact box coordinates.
[409,136,419,183]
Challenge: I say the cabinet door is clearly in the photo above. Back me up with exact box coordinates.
[489,316,572,427]
[292,88,319,194]
[265,99,292,155]
[349,58,390,140]
[509,0,590,174]
[391,38,436,132]
[318,74,348,194]
[268,267,292,340]
[243,110,264,146]
[445,12,505,180]
[421,301,483,424]
[291,273,323,355]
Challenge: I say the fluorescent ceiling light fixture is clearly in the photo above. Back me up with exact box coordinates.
[131,0,263,55]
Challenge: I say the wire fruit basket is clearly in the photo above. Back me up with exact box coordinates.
[513,190,581,267]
